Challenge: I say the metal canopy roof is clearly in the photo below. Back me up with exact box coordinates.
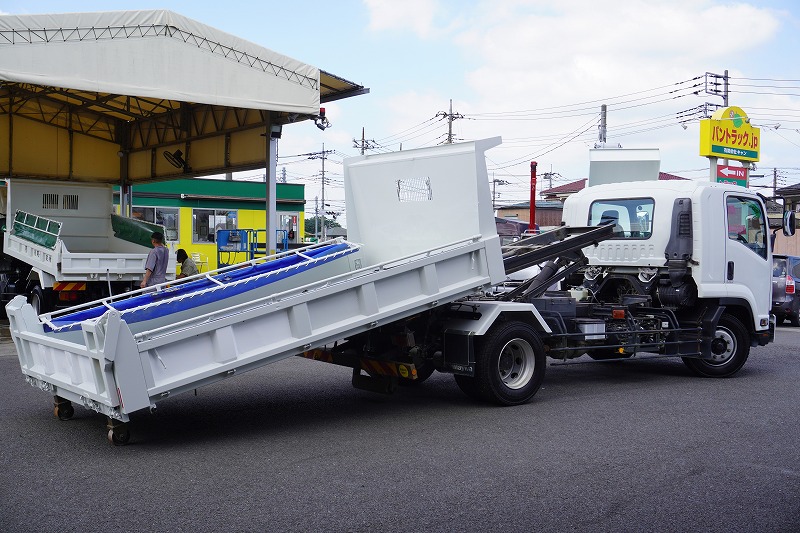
[0,10,368,184]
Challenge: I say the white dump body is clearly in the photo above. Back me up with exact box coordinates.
[7,139,507,421]
[2,179,175,285]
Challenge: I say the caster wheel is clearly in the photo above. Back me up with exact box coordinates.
[55,403,75,420]
[108,429,131,446]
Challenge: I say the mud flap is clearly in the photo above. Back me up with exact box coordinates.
[700,306,724,359]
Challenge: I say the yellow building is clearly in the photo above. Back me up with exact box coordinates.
[118,178,304,272]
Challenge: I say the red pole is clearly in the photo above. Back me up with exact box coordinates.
[529,161,537,232]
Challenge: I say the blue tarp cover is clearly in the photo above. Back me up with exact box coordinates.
[46,242,356,333]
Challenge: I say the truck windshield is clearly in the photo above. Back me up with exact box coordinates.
[588,198,654,239]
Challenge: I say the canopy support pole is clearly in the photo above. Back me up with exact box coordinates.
[265,114,277,255]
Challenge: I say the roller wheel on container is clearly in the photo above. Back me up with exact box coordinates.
[472,321,546,405]
[682,314,750,378]
[54,403,75,421]
[108,428,131,446]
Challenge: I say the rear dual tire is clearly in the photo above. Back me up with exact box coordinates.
[454,321,546,405]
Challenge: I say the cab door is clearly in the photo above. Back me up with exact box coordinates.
[724,194,770,324]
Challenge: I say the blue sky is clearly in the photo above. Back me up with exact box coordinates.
[3,0,800,223]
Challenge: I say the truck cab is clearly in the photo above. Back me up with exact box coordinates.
[563,180,776,348]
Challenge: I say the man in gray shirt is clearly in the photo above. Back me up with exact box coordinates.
[141,231,169,288]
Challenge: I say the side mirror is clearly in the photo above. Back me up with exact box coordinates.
[783,211,796,237]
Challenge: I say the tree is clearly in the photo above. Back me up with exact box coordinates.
[304,215,342,236]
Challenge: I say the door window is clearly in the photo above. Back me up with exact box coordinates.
[726,196,766,258]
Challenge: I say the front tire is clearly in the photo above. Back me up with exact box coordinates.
[682,314,750,377]
[472,321,546,405]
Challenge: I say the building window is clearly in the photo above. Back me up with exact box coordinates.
[193,209,238,243]
[132,206,180,242]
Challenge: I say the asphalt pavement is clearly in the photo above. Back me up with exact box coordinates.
[1,321,798,532]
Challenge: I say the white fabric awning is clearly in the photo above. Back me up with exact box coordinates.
[0,10,320,114]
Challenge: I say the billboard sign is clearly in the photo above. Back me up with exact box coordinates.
[699,106,760,162]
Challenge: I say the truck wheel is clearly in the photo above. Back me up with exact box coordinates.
[473,321,546,405]
[0,274,8,318]
[682,314,750,377]
[29,285,48,315]
[790,312,800,327]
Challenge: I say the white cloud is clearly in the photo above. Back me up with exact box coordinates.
[415,0,785,181]
[363,0,442,38]
[459,0,780,104]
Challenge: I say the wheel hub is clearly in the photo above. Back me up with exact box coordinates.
[710,337,728,355]
[709,328,735,363]
[497,338,535,390]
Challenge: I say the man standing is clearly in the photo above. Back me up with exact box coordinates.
[141,231,169,288]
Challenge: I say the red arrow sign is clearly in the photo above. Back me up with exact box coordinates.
[717,165,747,180]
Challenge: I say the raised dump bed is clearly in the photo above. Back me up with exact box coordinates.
[7,138,507,443]
[39,239,361,342]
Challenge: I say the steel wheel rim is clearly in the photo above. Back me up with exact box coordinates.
[709,327,735,366]
[497,337,535,389]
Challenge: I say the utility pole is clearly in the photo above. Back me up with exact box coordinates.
[598,104,607,146]
[705,70,729,107]
[314,196,319,240]
[541,171,559,191]
[492,176,509,210]
[723,69,729,106]
[321,143,326,240]
[352,127,377,155]
[304,146,334,240]
[436,99,464,144]
[772,168,785,199]
[280,167,287,183]
[704,70,731,179]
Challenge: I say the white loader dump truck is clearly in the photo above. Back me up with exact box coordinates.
[7,138,792,444]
